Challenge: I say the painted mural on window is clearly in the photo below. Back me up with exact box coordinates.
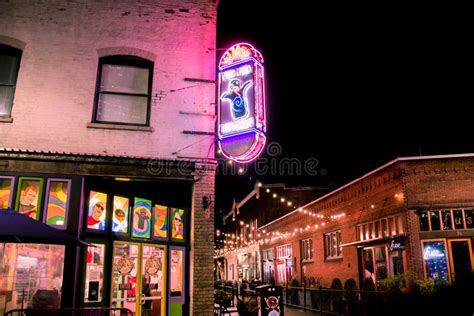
[87,191,107,231]
[132,198,151,239]
[44,179,70,228]
[112,243,138,312]
[15,177,43,220]
[0,176,14,208]
[153,204,168,239]
[171,208,184,241]
[84,243,105,302]
[112,196,129,234]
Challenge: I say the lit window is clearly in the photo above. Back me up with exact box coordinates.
[93,55,152,125]
[0,44,22,117]
[301,238,313,261]
[324,231,342,259]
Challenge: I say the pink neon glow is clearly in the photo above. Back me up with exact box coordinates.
[218,42,266,163]
[219,43,264,68]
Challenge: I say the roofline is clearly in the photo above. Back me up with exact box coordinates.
[259,152,474,230]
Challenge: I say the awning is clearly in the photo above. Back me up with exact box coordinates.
[0,208,93,247]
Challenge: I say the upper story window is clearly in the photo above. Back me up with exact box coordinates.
[0,44,22,117]
[324,231,342,260]
[300,238,313,261]
[93,55,153,125]
[357,214,404,241]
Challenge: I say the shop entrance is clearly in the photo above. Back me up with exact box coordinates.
[448,239,473,282]
[111,242,166,316]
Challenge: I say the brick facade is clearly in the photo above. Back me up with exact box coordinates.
[221,155,474,289]
[0,1,217,315]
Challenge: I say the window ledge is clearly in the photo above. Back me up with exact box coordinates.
[325,257,343,262]
[302,259,314,264]
[0,117,13,123]
[87,122,153,132]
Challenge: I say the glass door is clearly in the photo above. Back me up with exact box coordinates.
[111,242,140,313]
[448,239,474,282]
[141,244,166,316]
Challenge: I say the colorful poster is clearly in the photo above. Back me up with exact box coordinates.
[0,177,14,209]
[112,196,129,234]
[87,191,107,231]
[153,205,168,239]
[132,198,151,239]
[422,240,449,282]
[44,179,70,228]
[15,177,43,220]
[171,208,184,241]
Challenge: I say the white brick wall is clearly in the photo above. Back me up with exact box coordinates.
[0,0,217,161]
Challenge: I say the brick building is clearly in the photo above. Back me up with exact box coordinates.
[257,154,474,288]
[0,1,217,315]
[216,183,326,284]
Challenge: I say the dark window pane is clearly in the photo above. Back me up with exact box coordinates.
[419,211,430,231]
[465,209,474,229]
[430,211,441,231]
[0,86,14,115]
[382,219,388,237]
[453,210,464,229]
[0,55,18,84]
[441,210,452,230]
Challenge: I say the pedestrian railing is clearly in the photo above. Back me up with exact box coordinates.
[4,307,134,316]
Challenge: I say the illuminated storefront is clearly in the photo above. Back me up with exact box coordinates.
[0,151,210,315]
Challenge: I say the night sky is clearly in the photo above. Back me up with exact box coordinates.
[215,1,470,218]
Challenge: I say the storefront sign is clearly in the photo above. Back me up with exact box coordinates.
[388,237,405,252]
[218,43,266,163]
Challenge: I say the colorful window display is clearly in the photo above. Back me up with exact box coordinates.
[171,208,184,241]
[422,240,449,282]
[132,198,152,239]
[0,243,64,315]
[84,243,105,302]
[153,204,168,239]
[15,177,44,220]
[112,243,139,312]
[112,196,129,234]
[141,245,166,316]
[87,191,107,231]
[43,179,71,228]
[0,176,14,208]
[169,247,185,316]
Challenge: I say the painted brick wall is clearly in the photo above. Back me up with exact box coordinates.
[0,0,217,161]
[191,162,216,316]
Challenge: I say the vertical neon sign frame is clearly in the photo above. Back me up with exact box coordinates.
[218,43,267,163]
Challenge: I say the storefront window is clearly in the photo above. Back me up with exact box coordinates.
[170,249,183,297]
[453,210,464,229]
[465,209,474,229]
[0,176,14,208]
[87,191,107,231]
[112,243,139,311]
[141,245,166,316]
[171,208,185,241]
[374,247,388,282]
[112,196,129,234]
[15,177,44,220]
[441,210,452,230]
[419,211,430,231]
[389,251,404,276]
[0,243,64,314]
[132,198,152,239]
[84,244,105,303]
[153,205,168,239]
[429,211,441,231]
[422,240,449,282]
[44,179,70,228]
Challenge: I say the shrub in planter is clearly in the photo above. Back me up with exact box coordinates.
[330,278,343,313]
[237,298,258,316]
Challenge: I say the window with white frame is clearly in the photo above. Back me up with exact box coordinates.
[300,238,313,261]
[324,231,342,259]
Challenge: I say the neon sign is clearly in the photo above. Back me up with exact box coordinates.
[218,43,266,163]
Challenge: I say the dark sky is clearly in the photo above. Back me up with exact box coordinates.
[215,1,470,218]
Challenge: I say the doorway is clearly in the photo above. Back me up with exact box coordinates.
[111,241,166,316]
[448,239,473,282]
